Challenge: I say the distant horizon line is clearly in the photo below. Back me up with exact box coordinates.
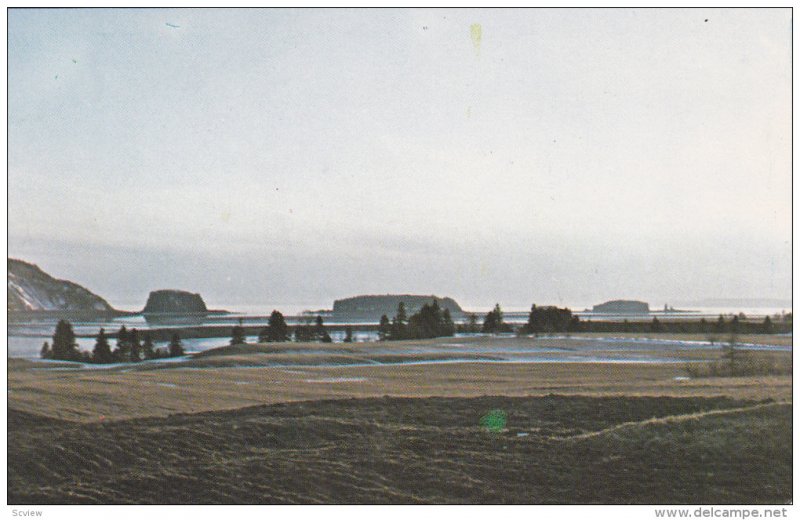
[105,298,794,316]
[8,257,791,314]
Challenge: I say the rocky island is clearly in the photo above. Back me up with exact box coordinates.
[592,300,650,314]
[142,289,208,314]
[333,294,464,321]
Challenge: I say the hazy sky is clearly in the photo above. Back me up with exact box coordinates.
[8,8,792,311]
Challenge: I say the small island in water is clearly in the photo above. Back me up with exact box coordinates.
[592,300,650,314]
[332,294,464,321]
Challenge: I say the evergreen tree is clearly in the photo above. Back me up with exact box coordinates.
[441,308,456,336]
[411,300,435,338]
[391,302,408,340]
[92,328,114,364]
[467,313,479,333]
[344,326,353,343]
[129,328,142,362]
[396,302,408,324]
[168,333,184,357]
[762,315,774,333]
[40,341,51,359]
[258,327,270,343]
[378,315,391,341]
[142,333,156,360]
[523,304,576,334]
[482,304,505,334]
[314,315,326,341]
[321,331,333,343]
[230,325,246,345]
[699,318,709,333]
[294,321,314,342]
[650,317,663,332]
[401,300,456,340]
[51,320,79,361]
[731,315,740,334]
[115,325,131,361]
[267,310,289,342]
[715,315,725,333]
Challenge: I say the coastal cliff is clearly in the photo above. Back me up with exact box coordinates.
[7,258,115,313]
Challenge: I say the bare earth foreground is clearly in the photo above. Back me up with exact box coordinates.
[7,335,792,504]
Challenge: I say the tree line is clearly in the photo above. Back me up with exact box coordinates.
[377,300,456,340]
[457,304,789,336]
[41,320,185,364]
[576,314,789,335]
[242,310,346,344]
[41,305,790,363]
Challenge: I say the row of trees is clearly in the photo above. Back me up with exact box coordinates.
[460,304,783,336]
[377,300,456,340]
[578,314,783,335]
[40,320,185,364]
[248,310,346,343]
[289,315,333,343]
[40,306,787,364]
[520,304,581,334]
[376,302,574,340]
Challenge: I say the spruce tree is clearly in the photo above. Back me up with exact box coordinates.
[715,315,725,333]
[129,328,142,362]
[467,313,479,333]
[762,315,774,333]
[391,302,408,340]
[442,308,456,336]
[231,325,246,345]
[396,302,408,324]
[168,333,184,357]
[92,328,114,364]
[40,341,51,359]
[267,310,289,342]
[344,326,353,343]
[115,325,131,361]
[51,320,79,360]
[378,315,391,341]
[314,315,325,342]
[294,320,313,342]
[142,333,156,359]
[482,304,505,334]
[731,315,740,334]
[650,317,663,333]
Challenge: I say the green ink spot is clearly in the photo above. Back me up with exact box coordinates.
[480,409,507,433]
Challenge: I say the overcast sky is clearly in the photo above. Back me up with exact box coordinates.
[8,8,792,312]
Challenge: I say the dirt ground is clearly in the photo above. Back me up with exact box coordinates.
[7,335,792,504]
[7,395,791,504]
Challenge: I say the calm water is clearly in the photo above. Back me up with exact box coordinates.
[7,330,381,359]
[7,333,791,366]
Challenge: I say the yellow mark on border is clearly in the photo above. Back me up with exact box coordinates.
[470,23,482,56]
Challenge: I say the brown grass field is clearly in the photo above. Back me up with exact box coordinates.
[7,334,793,504]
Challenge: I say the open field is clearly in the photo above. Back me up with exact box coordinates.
[7,396,791,504]
[7,334,792,504]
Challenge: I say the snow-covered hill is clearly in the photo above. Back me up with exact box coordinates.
[7,258,114,312]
